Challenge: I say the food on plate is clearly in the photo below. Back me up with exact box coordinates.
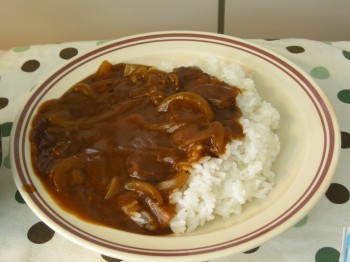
[29,58,280,235]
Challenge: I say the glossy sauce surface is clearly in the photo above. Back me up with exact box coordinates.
[30,61,244,235]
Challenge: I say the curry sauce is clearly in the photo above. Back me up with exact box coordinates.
[30,61,244,235]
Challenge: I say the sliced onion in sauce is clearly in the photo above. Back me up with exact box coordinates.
[144,197,174,228]
[47,99,140,128]
[124,180,164,204]
[157,92,214,121]
[49,156,86,192]
[72,83,93,97]
[143,121,188,134]
[95,60,113,77]
[157,171,189,193]
[104,177,122,200]
[171,121,227,155]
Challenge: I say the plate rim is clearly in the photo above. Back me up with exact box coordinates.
[10,31,340,261]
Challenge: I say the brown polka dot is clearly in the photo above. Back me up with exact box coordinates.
[101,254,122,262]
[27,221,55,244]
[325,183,350,204]
[59,47,78,60]
[244,246,260,254]
[341,131,350,148]
[286,45,305,54]
[21,59,40,72]
[0,97,9,109]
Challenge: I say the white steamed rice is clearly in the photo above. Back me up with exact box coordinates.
[159,57,280,234]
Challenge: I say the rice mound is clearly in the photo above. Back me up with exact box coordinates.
[160,57,280,234]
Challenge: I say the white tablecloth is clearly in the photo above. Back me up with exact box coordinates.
[0,38,349,262]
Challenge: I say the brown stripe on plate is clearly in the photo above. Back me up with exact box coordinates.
[13,32,336,256]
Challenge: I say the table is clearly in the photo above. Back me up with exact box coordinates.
[0,38,349,262]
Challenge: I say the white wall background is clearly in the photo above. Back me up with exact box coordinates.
[1,0,349,49]
[0,0,218,49]
[224,0,350,40]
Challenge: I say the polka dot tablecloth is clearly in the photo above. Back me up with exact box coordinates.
[0,38,349,262]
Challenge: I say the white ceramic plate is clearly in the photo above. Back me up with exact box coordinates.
[11,31,340,262]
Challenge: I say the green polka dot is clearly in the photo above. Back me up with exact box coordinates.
[96,40,111,45]
[342,50,350,60]
[315,247,340,262]
[293,216,308,227]
[310,66,330,79]
[1,122,13,137]
[12,46,31,52]
[337,89,350,103]
[15,190,26,204]
[3,154,10,169]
